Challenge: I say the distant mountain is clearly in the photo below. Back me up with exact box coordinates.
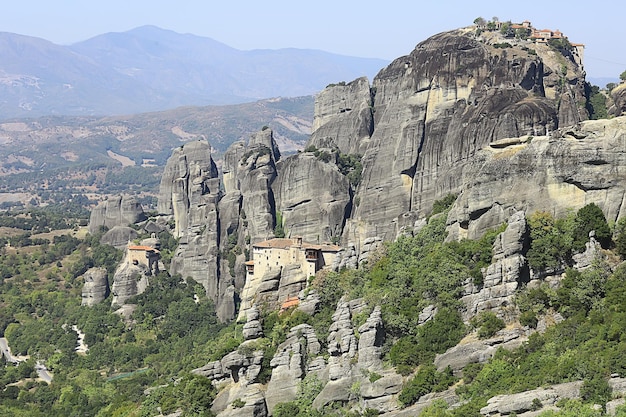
[0,26,388,119]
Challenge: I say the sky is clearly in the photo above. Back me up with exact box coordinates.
[1,0,624,81]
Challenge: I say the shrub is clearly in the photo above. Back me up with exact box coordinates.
[573,203,611,250]
[432,194,457,215]
[471,311,505,339]
[231,398,245,408]
[527,211,574,271]
[580,375,611,405]
[398,364,456,407]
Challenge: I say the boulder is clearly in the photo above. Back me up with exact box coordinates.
[241,306,263,341]
[100,225,138,249]
[480,381,582,416]
[88,195,146,234]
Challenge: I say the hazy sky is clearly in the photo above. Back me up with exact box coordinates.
[1,0,624,80]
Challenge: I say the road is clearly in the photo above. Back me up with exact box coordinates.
[0,337,23,364]
[1,337,53,383]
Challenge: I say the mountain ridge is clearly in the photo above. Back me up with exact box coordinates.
[0,26,388,119]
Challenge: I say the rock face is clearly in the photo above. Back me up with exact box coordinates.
[88,196,146,234]
[238,131,279,242]
[480,381,582,416]
[459,211,530,320]
[149,28,602,325]
[81,267,109,306]
[100,226,139,249]
[321,29,588,249]
[157,140,232,319]
[152,27,626,417]
[110,261,149,307]
[195,299,402,416]
[309,77,374,155]
[158,127,354,321]
[273,152,351,244]
[447,117,626,240]
[265,324,321,413]
[610,83,626,117]
[110,238,162,307]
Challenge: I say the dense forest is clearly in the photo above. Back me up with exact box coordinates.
[2,199,626,416]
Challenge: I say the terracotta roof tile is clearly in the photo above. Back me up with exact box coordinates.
[128,245,160,253]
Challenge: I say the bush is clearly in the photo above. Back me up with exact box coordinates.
[527,211,574,271]
[580,375,611,405]
[471,311,505,339]
[398,364,456,407]
[432,194,457,215]
[573,203,611,250]
[231,398,245,408]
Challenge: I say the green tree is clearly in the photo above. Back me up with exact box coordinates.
[615,217,626,258]
[473,17,486,26]
[274,210,285,238]
[573,203,611,250]
[587,85,608,120]
[620,70,626,81]
[471,311,505,339]
[527,211,574,271]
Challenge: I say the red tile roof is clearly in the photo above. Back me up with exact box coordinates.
[128,245,160,253]
[280,296,300,311]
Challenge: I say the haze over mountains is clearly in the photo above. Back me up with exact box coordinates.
[0,25,388,119]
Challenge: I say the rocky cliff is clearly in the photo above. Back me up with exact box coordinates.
[85,24,626,416]
[157,128,354,321]
[610,83,626,117]
[337,28,588,249]
[447,116,626,240]
[149,27,607,324]
[194,298,404,417]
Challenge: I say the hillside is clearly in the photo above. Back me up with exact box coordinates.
[0,96,313,207]
[0,26,387,119]
[3,21,626,417]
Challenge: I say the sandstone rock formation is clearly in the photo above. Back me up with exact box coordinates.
[309,77,374,155]
[459,211,529,320]
[195,298,402,416]
[320,29,589,250]
[237,131,279,242]
[110,238,163,307]
[265,323,320,413]
[88,195,146,234]
[273,152,351,244]
[157,140,232,319]
[447,116,626,240]
[81,267,109,306]
[166,27,626,417]
[110,261,149,307]
[100,225,139,249]
[609,83,626,117]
